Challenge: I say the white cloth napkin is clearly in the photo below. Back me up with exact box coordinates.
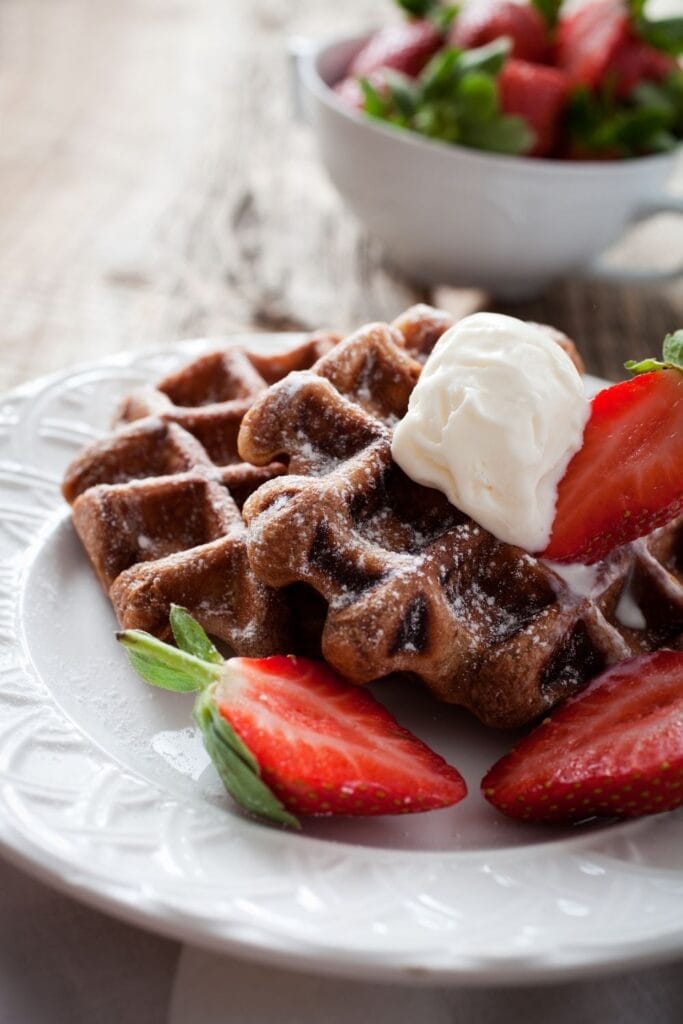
[0,857,178,1024]
[168,945,683,1024]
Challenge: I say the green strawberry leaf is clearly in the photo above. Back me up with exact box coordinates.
[431,4,459,34]
[531,0,562,29]
[170,605,223,664]
[194,689,299,828]
[625,329,683,374]
[463,113,534,154]
[360,77,389,119]
[458,37,511,77]
[663,330,683,368]
[624,357,668,373]
[420,47,462,100]
[194,686,259,773]
[565,78,682,158]
[117,629,221,692]
[395,0,440,16]
[629,0,683,54]
[361,36,528,156]
[636,17,683,56]
[384,70,420,121]
[456,72,498,124]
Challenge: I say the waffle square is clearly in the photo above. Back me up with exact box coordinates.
[62,334,338,653]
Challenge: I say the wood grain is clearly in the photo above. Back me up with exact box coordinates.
[0,0,681,393]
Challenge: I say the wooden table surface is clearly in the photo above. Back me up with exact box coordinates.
[1,0,682,393]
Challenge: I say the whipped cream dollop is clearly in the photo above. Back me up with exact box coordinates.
[392,312,590,552]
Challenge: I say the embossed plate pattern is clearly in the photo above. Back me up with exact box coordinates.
[0,339,682,985]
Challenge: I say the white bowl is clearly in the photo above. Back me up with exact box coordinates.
[297,35,683,299]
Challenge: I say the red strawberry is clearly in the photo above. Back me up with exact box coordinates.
[543,367,683,564]
[608,37,677,98]
[215,655,466,818]
[556,0,631,88]
[499,59,570,157]
[482,651,683,824]
[349,20,443,79]
[451,0,550,63]
[118,609,467,827]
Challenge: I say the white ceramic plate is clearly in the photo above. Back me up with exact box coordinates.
[1,337,682,986]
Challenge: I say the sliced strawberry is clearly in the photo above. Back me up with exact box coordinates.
[216,655,467,817]
[349,20,443,79]
[451,0,550,63]
[556,0,631,88]
[499,59,570,156]
[118,611,467,827]
[543,368,683,564]
[608,37,677,98]
[482,651,683,824]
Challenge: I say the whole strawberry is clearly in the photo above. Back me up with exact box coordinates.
[119,607,467,827]
[498,58,570,156]
[451,0,550,63]
[483,651,683,824]
[349,19,444,79]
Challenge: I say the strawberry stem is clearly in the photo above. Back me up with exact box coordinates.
[117,629,221,693]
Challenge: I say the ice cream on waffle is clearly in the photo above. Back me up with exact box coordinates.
[238,314,682,728]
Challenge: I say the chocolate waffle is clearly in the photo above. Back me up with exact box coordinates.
[116,332,339,464]
[62,334,338,652]
[239,319,681,728]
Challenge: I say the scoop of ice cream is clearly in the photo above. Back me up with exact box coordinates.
[391,312,589,552]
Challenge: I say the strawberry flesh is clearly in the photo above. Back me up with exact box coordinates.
[349,20,443,79]
[482,651,683,824]
[451,0,550,63]
[543,368,683,564]
[499,59,570,157]
[216,655,467,816]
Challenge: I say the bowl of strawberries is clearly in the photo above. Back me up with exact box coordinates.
[297,0,683,297]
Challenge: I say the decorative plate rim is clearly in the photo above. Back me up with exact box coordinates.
[1,339,682,986]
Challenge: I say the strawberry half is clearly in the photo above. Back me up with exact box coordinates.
[451,0,550,64]
[118,607,466,827]
[349,20,444,79]
[543,356,683,564]
[482,651,683,824]
[498,59,570,157]
[214,655,466,817]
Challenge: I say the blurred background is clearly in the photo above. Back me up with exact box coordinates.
[0,0,681,393]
